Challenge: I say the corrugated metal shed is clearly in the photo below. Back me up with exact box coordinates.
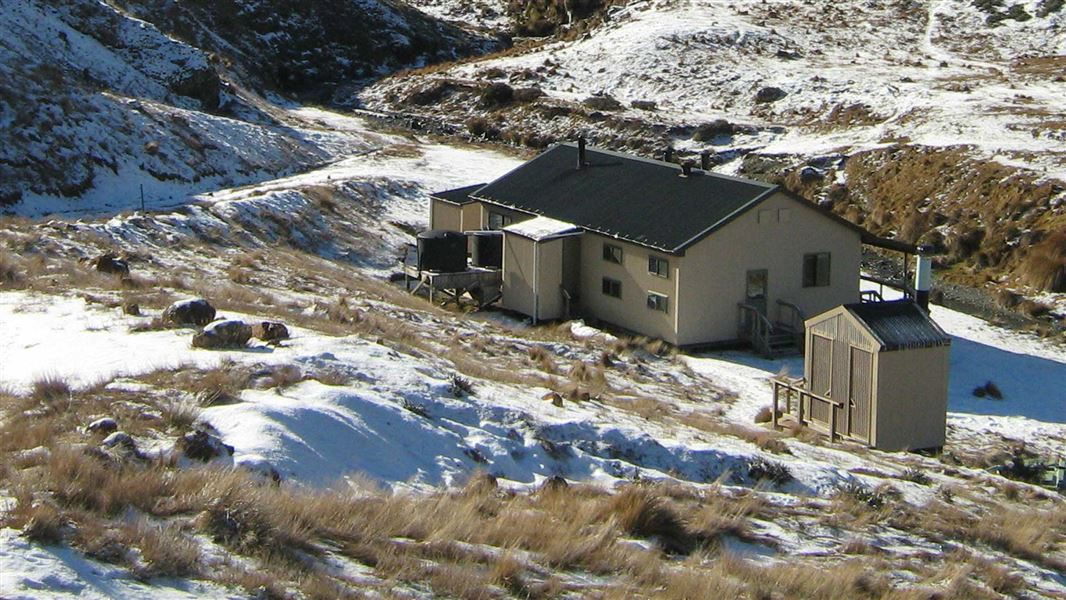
[844,301,951,351]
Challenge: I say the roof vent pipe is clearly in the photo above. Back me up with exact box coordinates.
[663,148,673,163]
[680,162,693,177]
[577,137,587,170]
[700,152,711,171]
[914,245,933,310]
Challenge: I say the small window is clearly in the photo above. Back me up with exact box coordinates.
[647,292,669,313]
[648,255,669,278]
[488,211,512,230]
[803,252,831,287]
[602,277,622,298]
[603,243,622,264]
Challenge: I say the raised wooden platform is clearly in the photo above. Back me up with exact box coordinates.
[403,264,502,307]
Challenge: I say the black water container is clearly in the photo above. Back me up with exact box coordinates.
[470,231,503,268]
[417,230,467,272]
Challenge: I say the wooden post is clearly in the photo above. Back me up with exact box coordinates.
[829,404,837,442]
[797,390,805,426]
[772,382,779,430]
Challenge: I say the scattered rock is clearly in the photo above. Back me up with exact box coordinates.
[799,166,824,183]
[90,253,130,278]
[542,391,564,407]
[162,298,216,327]
[85,417,118,435]
[582,94,623,111]
[630,99,658,111]
[692,119,734,141]
[174,429,234,465]
[251,321,289,343]
[192,319,253,349]
[754,86,788,103]
[100,431,141,459]
[122,302,140,316]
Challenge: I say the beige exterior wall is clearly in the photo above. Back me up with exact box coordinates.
[873,345,950,451]
[430,199,463,232]
[501,233,569,322]
[577,232,679,344]
[676,192,861,346]
[461,203,481,231]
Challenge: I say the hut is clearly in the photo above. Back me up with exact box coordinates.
[772,300,951,451]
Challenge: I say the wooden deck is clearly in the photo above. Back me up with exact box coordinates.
[403,264,502,307]
[770,376,846,442]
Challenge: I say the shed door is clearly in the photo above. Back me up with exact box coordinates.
[847,347,873,442]
[809,334,833,424]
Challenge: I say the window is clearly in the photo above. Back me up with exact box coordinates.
[647,292,669,313]
[603,243,622,264]
[602,277,622,298]
[488,211,512,230]
[648,255,669,278]
[803,252,831,287]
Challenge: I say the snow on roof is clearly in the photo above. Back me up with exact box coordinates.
[502,216,583,242]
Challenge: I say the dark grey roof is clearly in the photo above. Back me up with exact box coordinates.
[845,301,951,351]
[431,183,485,205]
[470,143,777,254]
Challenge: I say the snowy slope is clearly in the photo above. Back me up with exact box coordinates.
[362,0,1066,179]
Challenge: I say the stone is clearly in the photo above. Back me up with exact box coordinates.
[90,253,130,278]
[251,321,289,343]
[754,86,788,103]
[174,430,234,465]
[191,319,253,349]
[162,298,216,327]
[85,417,118,435]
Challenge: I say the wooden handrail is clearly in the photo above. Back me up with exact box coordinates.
[738,303,774,356]
[770,376,844,442]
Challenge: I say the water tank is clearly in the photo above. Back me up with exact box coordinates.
[470,231,503,269]
[417,230,467,273]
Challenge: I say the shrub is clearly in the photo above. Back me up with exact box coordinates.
[479,82,514,108]
[599,486,692,554]
[753,406,774,423]
[449,374,474,397]
[465,116,498,139]
[972,380,1003,399]
[900,467,931,485]
[31,375,71,404]
[745,458,792,486]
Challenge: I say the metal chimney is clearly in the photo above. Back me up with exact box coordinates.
[700,152,711,171]
[577,137,587,170]
[915,245,933,310]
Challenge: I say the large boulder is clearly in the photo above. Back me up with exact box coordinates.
[162,298,216,327]
[192,319,252,349]
[251,321,289,343]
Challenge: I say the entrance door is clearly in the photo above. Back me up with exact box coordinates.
[808,334,832,424]
[847,347,873,442]
[745,269,768,315]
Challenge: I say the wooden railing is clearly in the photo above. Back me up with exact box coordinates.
[775,300,805,350]
[771,376,845,442]
[737,303,773,357]
[860,274,914,302]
